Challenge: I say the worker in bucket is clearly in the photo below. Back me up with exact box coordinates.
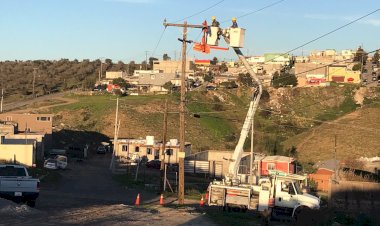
[209,16,221,41]
[211,16,220,27]
[231,17,238,28]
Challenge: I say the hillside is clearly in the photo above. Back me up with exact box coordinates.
[31,85,380,163]
[283,102,380,163]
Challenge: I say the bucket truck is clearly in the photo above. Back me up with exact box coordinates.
[194,23,320,218]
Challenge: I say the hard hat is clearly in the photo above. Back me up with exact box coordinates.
[212,16,216,20]
[232,17,236,21]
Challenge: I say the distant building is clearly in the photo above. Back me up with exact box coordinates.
[328,65,361,83]
[264,53,291,65]
[133,70,162,77]
[113,136,191,164]
[105,71,127,80]
[295,62,328,87]
[259,155,296,176]
[309,159,340,192]
[0,113,53,148]
[153,60,194,76]
[137,73,178,93]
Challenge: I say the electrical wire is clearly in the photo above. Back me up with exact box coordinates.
[150,27,167,59]
[171,0,225,23]
[262,8,380,64]
[220,0,286,23]
[264,48,380,85]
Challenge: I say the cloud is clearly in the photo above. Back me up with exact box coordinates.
[363,19,380,26]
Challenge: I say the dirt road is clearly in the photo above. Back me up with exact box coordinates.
[0,154,216,225]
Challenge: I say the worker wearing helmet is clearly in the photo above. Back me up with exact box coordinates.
[211,16,220,27]
[231,17,238,28]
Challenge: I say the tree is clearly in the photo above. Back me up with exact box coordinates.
[373,50,380,65]
[220,62,228,73]
[112,77,127,88]
[128,61,136,75]
[163,53,171,61]
[204,72,214,82]
[353,46,368,65]
[163,81,174,91]
[238,73,253,87]
[272,71,298,88]
[352,63,361,71]
[211,57,218,65]
[149,57,158,70]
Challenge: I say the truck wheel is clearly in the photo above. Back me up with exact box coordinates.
[26,200,36,207]
[293,206,309,222]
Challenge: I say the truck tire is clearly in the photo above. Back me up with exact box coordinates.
[26,200,36,207]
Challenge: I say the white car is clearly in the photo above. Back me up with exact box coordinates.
[44,155,67,170]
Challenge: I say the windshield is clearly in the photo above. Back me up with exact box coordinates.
[293,181,303,195]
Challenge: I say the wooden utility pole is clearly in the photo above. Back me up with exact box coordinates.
[160,99,168,192]
[110,98,119,171]
[163,21,203,204]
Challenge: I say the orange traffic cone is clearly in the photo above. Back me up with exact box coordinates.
[135,193,140,206]
[160,194,164,205]
[199,195,205,207]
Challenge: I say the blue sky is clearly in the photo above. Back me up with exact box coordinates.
[0,0,379,62]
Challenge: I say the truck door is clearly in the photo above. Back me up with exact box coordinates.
[275,181,297,208]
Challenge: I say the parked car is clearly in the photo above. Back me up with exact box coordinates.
[0,165,40,207]
[44,155,68,170]
[145,160,161,169]
[96,146,106,154]
[206,86,217,91]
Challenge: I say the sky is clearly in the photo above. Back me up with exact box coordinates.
[0,0,379,62]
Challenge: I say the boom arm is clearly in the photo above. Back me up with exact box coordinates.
[224,38,263,183]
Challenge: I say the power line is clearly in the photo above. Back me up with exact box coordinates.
[261,8,380,64]
[151,27,167,59]
[171,0,225,23]
[220,0,286,23]
[266,48,380,85]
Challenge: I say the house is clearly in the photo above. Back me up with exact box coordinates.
[295,62,328,87]
[309,159,340,192]
[153,60,194,77]
[138,73,177,93]
[0,113,53,148]
[259,155,296,176]
[113,136,191,164]
[328,65,361,83]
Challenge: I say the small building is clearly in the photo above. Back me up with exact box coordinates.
[308,159,340,192]
[152,60,194,77]
[138,73,177,93]
[328,65,361,83]
[0,136,37,167]
[114,136,191,164]
[259,155,296,176]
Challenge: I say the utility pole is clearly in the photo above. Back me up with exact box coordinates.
[160,99,168,192]
[32,68,38,98]
[0,89,3,113]
[250,115,254,184]
[163,20,203,205]
[334,134,337,180]
[110,98,119,171]
[145,51,149,70]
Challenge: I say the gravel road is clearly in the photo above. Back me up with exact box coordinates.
[0,154,216,226]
